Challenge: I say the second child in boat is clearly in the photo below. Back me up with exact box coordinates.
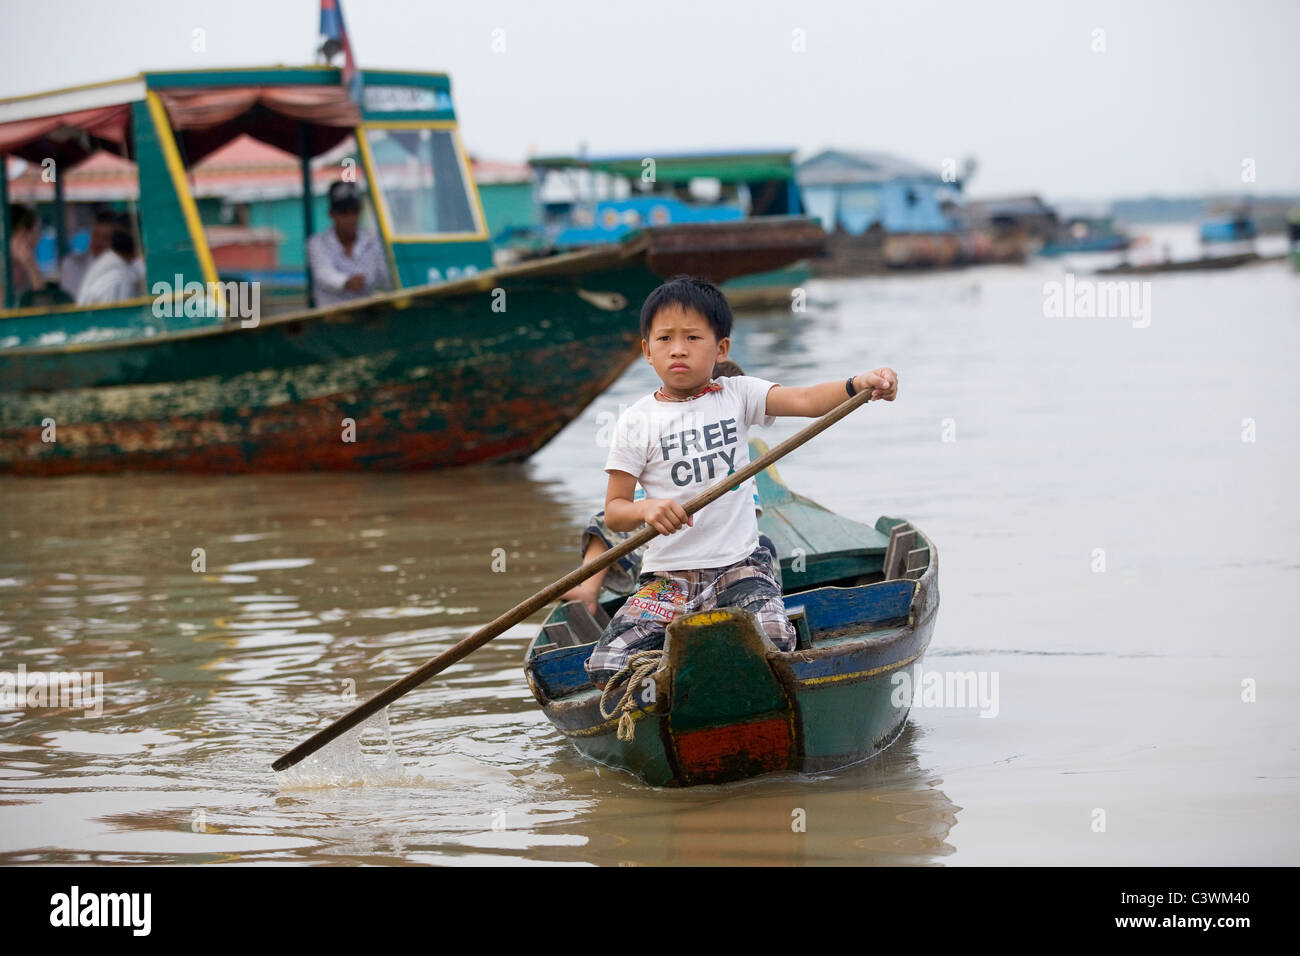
[585,275,898,690]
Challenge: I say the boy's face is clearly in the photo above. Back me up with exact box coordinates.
[641,304,730,397]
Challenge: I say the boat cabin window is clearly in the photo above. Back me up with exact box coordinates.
[362,127,480,236]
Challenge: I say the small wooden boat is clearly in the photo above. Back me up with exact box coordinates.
[1095,251,1261,275]
[1199,215,1257,245]
[524,440,940,787]
[1038,217,1132,257]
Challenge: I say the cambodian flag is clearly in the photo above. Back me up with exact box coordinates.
[319,0,362,104]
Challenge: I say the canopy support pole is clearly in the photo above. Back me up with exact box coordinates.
[1,154,13,310]
[299,122,315,309]
[54,163,68,263]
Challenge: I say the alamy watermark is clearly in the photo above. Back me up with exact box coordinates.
[891,665,999,718]
[0,665,103,717]
[151,275,261,328]
[1043,273,1151,328]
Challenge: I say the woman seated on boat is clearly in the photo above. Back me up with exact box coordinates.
[6,204,47,301]
[561,360,773,615]
[307,181,391,306]
[77,216,143,306]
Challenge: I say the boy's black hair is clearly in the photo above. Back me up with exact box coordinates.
[639,274,733,343]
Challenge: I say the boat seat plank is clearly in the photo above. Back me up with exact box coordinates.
[782,579,913,633]
[560,600,606,644]
[544,621,582,648]
[529,642,596,699]
[882,524,916,580]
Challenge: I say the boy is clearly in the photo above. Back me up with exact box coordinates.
[585,275,898,690]
[559,359,773,614]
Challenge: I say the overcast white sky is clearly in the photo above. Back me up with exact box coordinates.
[2,0,1296,201]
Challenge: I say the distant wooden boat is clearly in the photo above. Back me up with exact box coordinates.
[523,440,940,787]
[1199,215,1257,244]
[1096,252,1260,275]
[521,149,815,307]
[0,68,823,475]
[1039,217,1131,257]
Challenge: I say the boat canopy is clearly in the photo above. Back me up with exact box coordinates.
[523,148,805,248]
[1,66,492,319]
[529,148,799,184]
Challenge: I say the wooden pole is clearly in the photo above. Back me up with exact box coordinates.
[273,385,878,771]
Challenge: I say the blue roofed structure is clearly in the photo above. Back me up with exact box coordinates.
[797,148,962,236]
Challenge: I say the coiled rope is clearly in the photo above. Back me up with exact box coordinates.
[598,650,664,741]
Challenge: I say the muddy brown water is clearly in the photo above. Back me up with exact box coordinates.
[2,244,1296,864]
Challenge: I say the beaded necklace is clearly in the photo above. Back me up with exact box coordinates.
[654,379,723,403]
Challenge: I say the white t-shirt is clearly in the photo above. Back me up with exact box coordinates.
[604,374,778,572]
[76,251,140,306]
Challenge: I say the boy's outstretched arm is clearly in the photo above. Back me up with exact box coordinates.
[765,368,899,418]
[605,469,693,535]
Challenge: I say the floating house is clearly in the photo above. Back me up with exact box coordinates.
[796,149,967,272]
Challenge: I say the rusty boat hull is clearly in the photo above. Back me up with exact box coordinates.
[0,218,824,475]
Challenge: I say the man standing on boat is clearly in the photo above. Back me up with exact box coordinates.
[76,215,142,306]
[307,181,391,306]
[60,210,117,300]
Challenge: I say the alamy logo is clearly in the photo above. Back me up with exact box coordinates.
[49,886,151,936]
[1042,273,1151,328]
[151,275,261,328]
[0,666,103,717]
[891,665,1000,718]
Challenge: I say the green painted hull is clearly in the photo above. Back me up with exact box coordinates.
[720,263,813,309]
[0,255,650,474]
[0,219,824,474]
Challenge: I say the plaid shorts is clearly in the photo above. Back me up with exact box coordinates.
[583,539,796,686]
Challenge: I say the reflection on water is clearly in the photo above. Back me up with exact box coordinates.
[1,247,1296,865]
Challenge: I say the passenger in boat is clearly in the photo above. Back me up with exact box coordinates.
[59,210,117,300]
[77,216,142,306]
[307,181,391,306]
[583,275,898,691]
[7,204,47,299]
[560,360,770,615]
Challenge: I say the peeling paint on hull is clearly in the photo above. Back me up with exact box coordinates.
[1,272,649,474]
[0,218,827,475]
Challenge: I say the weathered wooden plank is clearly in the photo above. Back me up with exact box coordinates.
[560,601,605,645]
[883,524,915,580]
[783,579,913,632]
[544,622,580,649]
[528,642,595,699]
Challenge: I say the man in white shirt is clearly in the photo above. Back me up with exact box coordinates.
[77,218,142,306]
[307,181,391,307]
[60,211,116,300]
